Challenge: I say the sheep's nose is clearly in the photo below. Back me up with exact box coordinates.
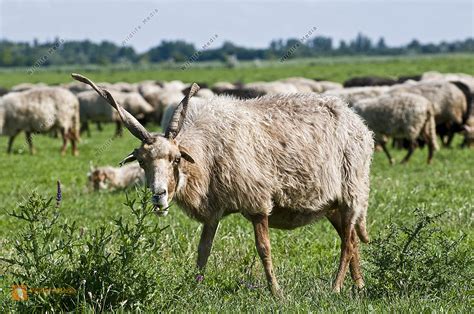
[152,190,167,203]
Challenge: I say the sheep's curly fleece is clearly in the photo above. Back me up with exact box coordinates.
[389,81,466,126]
[353,92,439,150]
[0,87,79,137]
[170,93,374,240]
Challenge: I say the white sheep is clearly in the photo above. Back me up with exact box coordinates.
[73,73,374,297]
[78,90,153,136]
[88,162,144,191]
[0,87,80,155]
[353,92,438,164]
[323,86,390,106]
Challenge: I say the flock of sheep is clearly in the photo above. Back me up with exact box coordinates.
[1,70,471,189]
[0,70,472,295]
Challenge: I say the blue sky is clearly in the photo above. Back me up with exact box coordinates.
[0,0,472,52]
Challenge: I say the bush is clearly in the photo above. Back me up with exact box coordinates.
[365,208,471,299]
[1,188,167,311]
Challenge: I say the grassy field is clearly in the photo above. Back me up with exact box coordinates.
[0,53,474,88]
[0,55,473,311]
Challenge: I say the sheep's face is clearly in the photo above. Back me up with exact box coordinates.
[132,136,194,212]
[88,169,111,191]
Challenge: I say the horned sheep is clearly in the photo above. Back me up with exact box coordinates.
[73,73,374,297]
[0,87,80,155]
[353,92,438,164]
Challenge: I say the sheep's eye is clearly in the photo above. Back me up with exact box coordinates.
[173,156,181,164]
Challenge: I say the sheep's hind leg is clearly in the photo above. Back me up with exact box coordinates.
[7,131,20,154]
[69,130,79,156]
[25,132,36,155]
[251,214,283,298]
[379,140,394,165]
[196,222,219,278]
[401,141,416,163]
[327,210,364,290]
[331,207,356,293]
[60,129,68,155]
[115,121,123,137]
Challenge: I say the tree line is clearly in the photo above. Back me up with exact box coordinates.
[0,33,472,67]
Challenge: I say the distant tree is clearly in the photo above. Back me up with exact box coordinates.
[350,33,372,53]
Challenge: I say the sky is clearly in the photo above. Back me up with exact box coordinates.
[0,0,472,52]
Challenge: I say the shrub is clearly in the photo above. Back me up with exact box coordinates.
[1,188,167,311]
[365,208,471,299]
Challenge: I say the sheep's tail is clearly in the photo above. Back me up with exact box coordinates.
[72,103,81,142]
[356,214,370,244]
[426,108,439,151]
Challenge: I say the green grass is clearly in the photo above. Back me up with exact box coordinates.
[0,53,473,88]
[0,124,472,312]
[0,55,473,311]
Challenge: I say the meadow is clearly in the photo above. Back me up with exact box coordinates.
[0,54,473,312]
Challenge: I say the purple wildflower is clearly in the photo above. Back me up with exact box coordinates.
[196,274,204,283]
[56,180,62,207]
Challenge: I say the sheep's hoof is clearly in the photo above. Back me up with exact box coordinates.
[389,158,395,165]
[73,151,79,156]
[270,284,284,299]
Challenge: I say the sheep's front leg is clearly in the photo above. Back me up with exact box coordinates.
[401,141,416,163]
[7,131,19,154]
[251,214,282,298]
[196,222,219,280]
[25,132,36,155]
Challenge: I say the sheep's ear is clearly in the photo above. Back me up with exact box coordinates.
[119,151,137,166]
[179,145,195,164]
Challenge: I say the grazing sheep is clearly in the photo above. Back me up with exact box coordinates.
[144,89,185,125]
[213,86,266,99]
[323,86,390,106]
[316,80,344,92]
[461,116,474,148]
[279,77,322,93]
[343,76,397,87]
[73,73,374,297]
[0,86,9,96]
[62,81,92,94]
[210,81,236,94]
[88,162,144,191]
[245,81,299,94]
[78,90,153,136]
[110,82,138,93]
[0,87,80,155]
[280,77,343,93]
[10,82,48,92]
[353,93,438,164]
[421,71,474,91]
[389,80,469,146]
[397,75,422,83]
[138,81,162,98]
